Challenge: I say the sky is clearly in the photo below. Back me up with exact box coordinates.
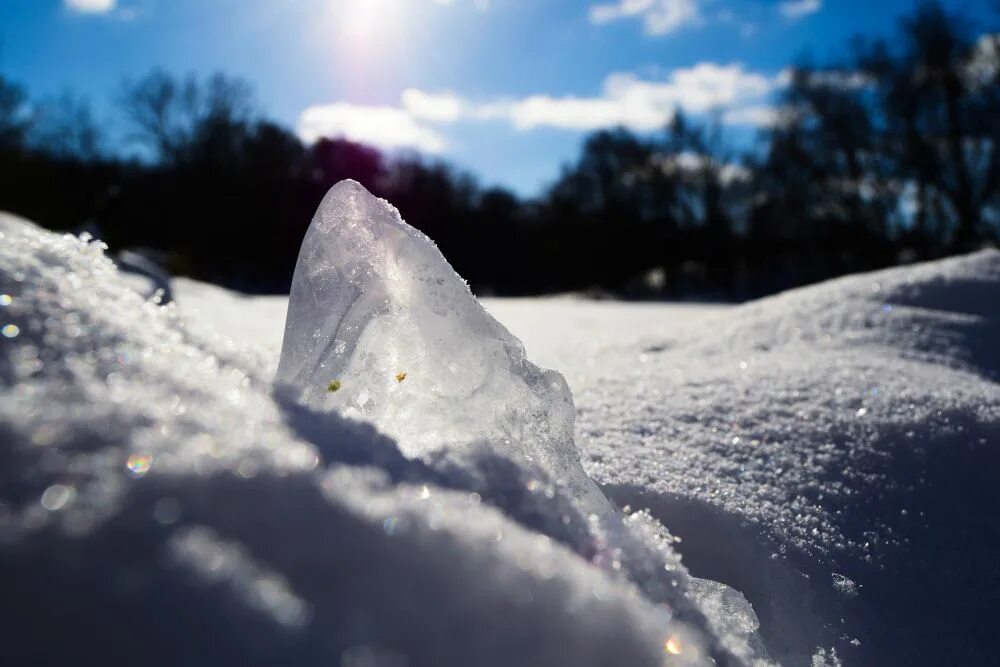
[1,0,996,196]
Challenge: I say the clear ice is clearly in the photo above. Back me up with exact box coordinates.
[275,180,611,516]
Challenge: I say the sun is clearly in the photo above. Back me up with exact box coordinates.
[332,0,412,43]
[313,0,418,82]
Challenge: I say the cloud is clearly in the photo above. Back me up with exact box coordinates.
[65,0,116,13]
[401,89,464,123]
[646,62,774,110]
[778,0,821,20]
[432,0,491,10]
[482,63,778,132]
[298,62,784,154]
[298,103,447,153]
[589,0,701,36]
[722,105,781,127]
[479,94,668,132]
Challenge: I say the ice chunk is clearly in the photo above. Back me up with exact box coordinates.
[831,573,859,597]
[689,578,768,659]
[276,180,611,515]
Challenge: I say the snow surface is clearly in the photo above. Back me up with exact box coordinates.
[3,180,999,665]
[177,243,1000,664]
[0,208,760,667]
[577,249,1000,665]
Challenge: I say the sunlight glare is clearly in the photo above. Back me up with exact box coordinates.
[315,0,419,85]
[664,635,683,655]
[336,0,410,45]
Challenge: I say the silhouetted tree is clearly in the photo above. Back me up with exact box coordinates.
[0,2,995,300]
[757,0,999,262]
[881,3,999,247]
[0,75,29,151]
[119,70,255,165]
[544,129,670,288]
[29,93,103,160]
[660,112,749,295]
[309,138,386,194]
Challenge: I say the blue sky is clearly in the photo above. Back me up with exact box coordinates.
[1,0,996,195]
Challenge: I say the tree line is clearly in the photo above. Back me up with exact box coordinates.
[0,1,996,298]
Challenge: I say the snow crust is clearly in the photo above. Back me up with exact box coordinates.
[0,210,761,666]
[176,248,1000,666]
[574,250,1000,665]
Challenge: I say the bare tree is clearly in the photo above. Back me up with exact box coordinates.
[760,1,999,251]
[29,92,103,160]
[0,75,30,151]
[888,2,998,246]
[118,70,254,164]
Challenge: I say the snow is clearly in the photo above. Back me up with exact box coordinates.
[3,181,999,666]
[577,249,1000,664]
[0,210,755,666]
[177,244,1000,666]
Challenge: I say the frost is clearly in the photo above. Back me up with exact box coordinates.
[831,573,859,597]
[689,577,769,661]
[811,648,842,667]
[276,180,611,516]
[690,578,759,636]
[570,248,1000,665]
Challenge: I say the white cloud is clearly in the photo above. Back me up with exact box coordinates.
[433,0,490,10]
[471,63,779,132]
[483,94,669,132]
[298,62,784,153]
[456,63,777,133]
[298,103,447,153]
[505,63,774,130]
[65,0,116,13]
[401,89,464,123]
[589,0,701,36]
[778,0,822,20]
[722,105,781,127]
[648,62,773,110]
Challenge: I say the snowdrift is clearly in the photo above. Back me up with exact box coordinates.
[581,249,1000,665]
[1,182,997,666]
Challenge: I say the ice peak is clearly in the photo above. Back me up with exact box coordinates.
[276,181,611,515]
